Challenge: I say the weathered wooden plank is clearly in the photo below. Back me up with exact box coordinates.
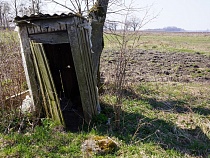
[59,23,67,30]
[38,44,64,124]
[16,25,40,109]
[27,26,35,34]
[30,41,50,118]
[79,26,97,115]
[67,17,94,122]
[84,31,99,113]
[29,31,69,44]
[79,17,99,113]
[4,90,30,109]
[31,42,54,117]
[77,27,96,116]
[30,41,65,126]
[33,26,41,33]
[25,18,74,33]
[80,17,99,115]
[40,27,48,33]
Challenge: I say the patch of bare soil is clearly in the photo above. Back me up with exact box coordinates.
[100,50,210,83]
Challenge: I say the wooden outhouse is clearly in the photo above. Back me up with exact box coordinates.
[15,13,99,129]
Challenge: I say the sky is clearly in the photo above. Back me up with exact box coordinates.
[43,0,210,31]
[137,0,210,31]
[6,0,210,31]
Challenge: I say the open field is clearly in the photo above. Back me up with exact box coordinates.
[100,32,210,157]
[137,32,210,55]
[101,50,210,83]
[0,31,210,157]
[102,32,210,84]
[104,32,210,55]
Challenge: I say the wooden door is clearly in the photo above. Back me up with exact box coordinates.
[30,41,65,126]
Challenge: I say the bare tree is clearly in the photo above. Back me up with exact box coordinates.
[0,1,11,29]
[11,0,19,17]
[101,1,159,129]
[45,0,148,82]
[11,0,44,16]
[105,20,118,31]
[124,20,131,31]
[123,16,141,31]
[30,0,42,14]
[129,16,141,31]
[27,0,43,14]
[18,2,33,16]
[0,4,2,26]
[3,0,45,24]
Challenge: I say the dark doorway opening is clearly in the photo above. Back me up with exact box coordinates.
[43,43,84,131]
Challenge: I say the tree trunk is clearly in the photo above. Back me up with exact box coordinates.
[14,0,18,16]
[0,7,2,26]
[89,0,109,84]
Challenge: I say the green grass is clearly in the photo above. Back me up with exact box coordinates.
[0,119,85,157]
[100,82,210,157]
[1,30,210,157]
[104,32,210,55]
[1,82,209,157]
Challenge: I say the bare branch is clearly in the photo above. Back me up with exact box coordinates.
[49,0,77,14]
[69,0,78,12]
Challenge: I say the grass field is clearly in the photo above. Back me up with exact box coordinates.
[0,31,210,157]
[104,32,210,55]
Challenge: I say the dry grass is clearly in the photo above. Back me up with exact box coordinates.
[0,30,27,133]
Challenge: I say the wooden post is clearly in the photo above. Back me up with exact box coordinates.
[16,25,40,109]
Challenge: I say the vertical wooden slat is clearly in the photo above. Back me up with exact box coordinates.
[77,26,95,116]
[79,25,98,114]
[67,20,92,122]
[30,41,50,118]
[32,42,58,119]
[30,41,65,126]
[67,17,98,122]
[39,44,64,124]
[67,17,99,122]
[81,18,99,113]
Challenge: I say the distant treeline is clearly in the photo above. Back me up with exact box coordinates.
[145,26,185,32]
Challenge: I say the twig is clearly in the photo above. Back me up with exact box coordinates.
[18,117,25,133]
[50,0,77,14]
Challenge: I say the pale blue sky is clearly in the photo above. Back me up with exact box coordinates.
[7,0,210,31]
[137,0,210,31]
[44,0,210,31]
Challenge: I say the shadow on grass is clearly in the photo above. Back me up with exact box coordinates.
[97,102,210,157]
[123,87,210,116]
[95,88,210,157]
[192,107,210,116]
[148,98,210,116]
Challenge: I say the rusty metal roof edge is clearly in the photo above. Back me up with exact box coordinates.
[14,13,86,23]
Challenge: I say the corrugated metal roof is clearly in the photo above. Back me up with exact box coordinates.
[15,13,83,22]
